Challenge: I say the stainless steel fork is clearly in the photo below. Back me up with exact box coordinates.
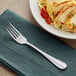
[5,22,67,70]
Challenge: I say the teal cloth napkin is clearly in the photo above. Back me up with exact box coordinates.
[0,9,76,76]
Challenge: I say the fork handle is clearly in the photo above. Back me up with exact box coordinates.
[26,41,67,70]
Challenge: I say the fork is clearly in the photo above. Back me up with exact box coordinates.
[5,22,67,70]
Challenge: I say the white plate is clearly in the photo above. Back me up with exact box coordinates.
[29,0,76,39]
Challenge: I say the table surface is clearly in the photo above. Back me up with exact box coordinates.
[0,0,76,76]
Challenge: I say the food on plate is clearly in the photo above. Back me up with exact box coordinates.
[38,0,76,33]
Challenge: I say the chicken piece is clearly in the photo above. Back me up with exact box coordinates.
[57,5,76,23]
[54,1,71,18]
[71,14,76,25]
[46,0,70,19]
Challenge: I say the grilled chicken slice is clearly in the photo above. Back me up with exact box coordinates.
[46,0,71,19]
[65,8,76,22]
[54,1,71,18]
[70,14,76,32]
[55,3,75,21]
[57,5,76,23]
[71,14,76,25]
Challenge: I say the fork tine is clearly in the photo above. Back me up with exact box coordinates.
[6,26,17,39]
[8,24,19,37]
[7,25,17,38]
[8,22,22,35]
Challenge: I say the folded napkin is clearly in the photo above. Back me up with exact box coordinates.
[0,9,76,76]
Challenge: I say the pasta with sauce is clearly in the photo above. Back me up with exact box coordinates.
[38,0,76,33]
